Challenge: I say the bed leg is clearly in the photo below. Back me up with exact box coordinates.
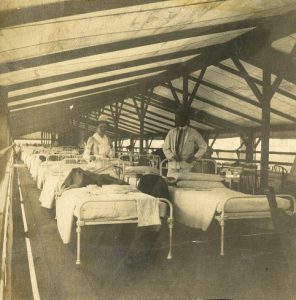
[76,222,81,265]
[219,219,225,256]
[167,217,173,260]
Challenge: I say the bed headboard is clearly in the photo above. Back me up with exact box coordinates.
[118,153,160,168]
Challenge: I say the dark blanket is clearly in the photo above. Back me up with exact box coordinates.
[61,167,127,190]
[137,174,169,199]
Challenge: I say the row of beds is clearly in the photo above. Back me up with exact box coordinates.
[21,146,296,264]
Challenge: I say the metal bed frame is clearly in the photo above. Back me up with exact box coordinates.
[119,153,161,184]
[118,152,160,168]
[75,197,174,265]
[215,194,296,256]
[159,158,296,256]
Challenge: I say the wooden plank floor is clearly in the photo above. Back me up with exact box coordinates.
[11,167,33,300]
[12,164,296,299]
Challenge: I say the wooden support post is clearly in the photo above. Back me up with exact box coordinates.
[260,70,272,190]
[133,97,150,155]
[183,74,189,107]
[85,113,89,137]
[233,57,279,190]
[130,138,134,154]
[168,81,181,106]
[245,132,255,163]
[110,101,123,153]
[241,132,255,163]
[139,100,145,154]
[0,88,10,149]
[51,131,54,146]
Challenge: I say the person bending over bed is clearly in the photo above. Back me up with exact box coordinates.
[162,107,207,177]
[83,115,115,162]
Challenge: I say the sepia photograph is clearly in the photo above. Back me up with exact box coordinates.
[0,0,296,299]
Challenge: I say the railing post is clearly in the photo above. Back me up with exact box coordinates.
[260,69,272,190]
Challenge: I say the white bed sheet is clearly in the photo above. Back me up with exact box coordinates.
[56,188,165,244]
[37,161,59,189]
[169,186,291,231]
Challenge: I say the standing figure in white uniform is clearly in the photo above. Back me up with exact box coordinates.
[162,108,207,177]
[83,115,114,162]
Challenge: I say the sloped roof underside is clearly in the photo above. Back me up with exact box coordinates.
[1,0,296,138]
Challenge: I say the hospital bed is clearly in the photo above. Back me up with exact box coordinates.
[75,197,173,265]
[55,185,174,265]
[214,193,295,256]
[39,155,126,209]
[160,158,296,256]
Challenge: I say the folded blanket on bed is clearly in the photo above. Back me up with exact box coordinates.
[137,197,161,226]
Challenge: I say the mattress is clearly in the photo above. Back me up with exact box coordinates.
[56,187,167,243]
[218,195,290,213]
[169,186,292,231]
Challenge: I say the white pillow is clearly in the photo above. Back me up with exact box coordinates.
[124,166,159,175]
[176,180,224,189]
[176,172,223,182]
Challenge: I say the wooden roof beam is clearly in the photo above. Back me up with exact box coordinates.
[189,75,296,123]
[147,91,238,130]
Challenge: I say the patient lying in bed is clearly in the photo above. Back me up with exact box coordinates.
[39,164,123,209]
[60,167,127,191]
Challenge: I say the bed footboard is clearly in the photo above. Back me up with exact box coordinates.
[215,194,296,256]
[75,197,174,265]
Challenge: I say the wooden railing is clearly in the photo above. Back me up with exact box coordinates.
[212,149,295,167]
[0,145,14,299]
